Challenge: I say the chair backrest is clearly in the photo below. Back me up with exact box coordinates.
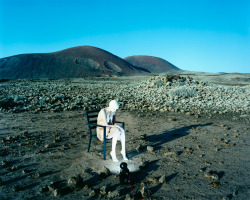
[85,110,99,135]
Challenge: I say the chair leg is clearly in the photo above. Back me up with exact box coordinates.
[87,133,92,152]
[103,138,106,160]
[103,127,106,160]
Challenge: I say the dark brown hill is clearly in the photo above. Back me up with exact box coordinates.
[0,46,145,79]
[124,55,180,74]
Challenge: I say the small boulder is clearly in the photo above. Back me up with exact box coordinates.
[139,161,149,170]
[31,173,41,179]
[147,146,154,153]
[140,186,151,198]
[100,186,107,195]
[159,175,167,183]
[135,145,142,152]
[44,144,51,148]
[99,166,110,177]
[89,190,96,197]
[107,190,120,198]
[53,189,60,197]
[12,185,21,192]
[204,171,219,181]
[67,175,83,188]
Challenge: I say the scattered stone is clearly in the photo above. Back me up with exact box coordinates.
[159,175,167,183]
[168,117,177,122]
[89,190,96,197]
[53,189,60,197]
[124,194,134,200]
[61,145,65,151]
[199,168,206,173]
[140,186,151,198]
[36,149,43,154]
[139,161,149,170]
[195,114,200,118]
[1,160,9,167]
[204,171,219,181]
[186,112,191,116]
[135,145,142,152]
[67,175,83,188]
[147,146,154,153]
[211,182,220,188]
[48,181,59,192]
[31,173,41,179]
[164,151,177,156]
[23,131,29,136]
[44,144,51,148]
[140,134,147,139]
[40,186,49,193]
[147,177,158,183]
[100,186,107,195]
[83,185,89,190]
[233,190,239,196]
[98,166,111,177]
[11,165,20,171]
[107,190,119,198]
[12,184,21,192]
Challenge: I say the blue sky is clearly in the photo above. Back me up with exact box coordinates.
[0,0,249,73]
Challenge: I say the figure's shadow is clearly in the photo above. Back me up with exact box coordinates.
[148,123,212,150]
[129,123,213,155]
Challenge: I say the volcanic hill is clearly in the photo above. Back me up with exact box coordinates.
[124,55,180,74]
[0,46,146,79]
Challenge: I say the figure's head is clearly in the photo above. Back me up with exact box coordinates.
[109,100,119,112]
[120,162,128,170]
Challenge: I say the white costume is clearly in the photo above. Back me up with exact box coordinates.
[97,100,128,162]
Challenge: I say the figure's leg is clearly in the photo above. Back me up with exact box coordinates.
[110,131,118,162]
[120,128,128,160]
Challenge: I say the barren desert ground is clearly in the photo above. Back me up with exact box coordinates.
[0,73,250,200]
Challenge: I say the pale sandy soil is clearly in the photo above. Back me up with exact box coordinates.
[0,109,249,200]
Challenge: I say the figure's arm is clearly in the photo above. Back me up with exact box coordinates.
[99,109,119,128]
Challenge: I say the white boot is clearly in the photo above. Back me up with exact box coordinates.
[110,151,118,162]
[111,134,118,162]
[121,150,128,161]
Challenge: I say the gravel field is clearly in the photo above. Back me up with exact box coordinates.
[0,73,250,199]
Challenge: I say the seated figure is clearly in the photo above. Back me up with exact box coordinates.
[97,100,128,162]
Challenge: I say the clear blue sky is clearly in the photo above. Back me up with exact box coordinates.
[0,0,249,73]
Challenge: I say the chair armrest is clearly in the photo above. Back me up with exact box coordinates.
[86,123,108,128]
[114,121,125,129]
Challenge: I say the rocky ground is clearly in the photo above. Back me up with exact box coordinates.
[0,74,250,199]
[1,74,250,115]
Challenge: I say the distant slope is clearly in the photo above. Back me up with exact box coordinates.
[0,46,145,79]
[124,55,180,74]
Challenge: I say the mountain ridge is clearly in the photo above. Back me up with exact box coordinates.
[0,46,180,79]
[124,55,180,74]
